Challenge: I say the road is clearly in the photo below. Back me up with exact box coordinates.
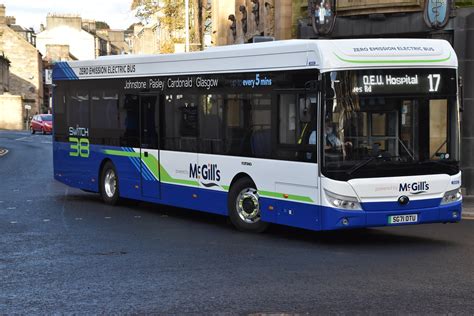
[1,130,473,314]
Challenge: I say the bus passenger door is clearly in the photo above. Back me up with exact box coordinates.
[139,95,161,199]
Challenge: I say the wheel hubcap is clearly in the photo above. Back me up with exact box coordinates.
[104,169,116,198]
[236,188,260,224]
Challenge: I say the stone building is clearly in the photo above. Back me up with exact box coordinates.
[98,29,130,55]
[0,4,43,130]
[0,53,9,92]
[36,14,123,62]
[133,23,160,54]
[212,0,302,46]
[131,15,184,54]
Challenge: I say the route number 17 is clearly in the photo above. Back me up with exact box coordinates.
[428,74,441,92]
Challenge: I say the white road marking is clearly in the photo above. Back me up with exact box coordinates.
[14,136,28,141]
[41,141,52,144]
[0,201,4,203]
[7,207,16,210]
[0,149,8,157]
[105,217,112,220]
[10,221,17,224]
[13,189,19,192]
[43,219,51,222]
[26,200,32,203]
[75,218,83,221]
[134,216,141,219]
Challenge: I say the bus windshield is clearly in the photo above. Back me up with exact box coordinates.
[322,68,460,181]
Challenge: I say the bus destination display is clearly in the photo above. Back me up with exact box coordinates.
[351,69,456,96]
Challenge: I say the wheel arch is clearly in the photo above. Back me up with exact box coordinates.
[228,172,257,191]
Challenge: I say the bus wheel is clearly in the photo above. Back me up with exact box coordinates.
[228,178,269,233]
[100,161,120,205]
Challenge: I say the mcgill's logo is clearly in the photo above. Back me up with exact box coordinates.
[399,181,430,194]
[189,163,221,184]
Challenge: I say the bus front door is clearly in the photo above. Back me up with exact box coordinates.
[139,95,161,199]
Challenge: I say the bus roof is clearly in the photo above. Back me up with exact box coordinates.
[53,39,457,81]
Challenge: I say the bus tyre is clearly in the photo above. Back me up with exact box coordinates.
[100,161,120,205]
[228,178,269,233]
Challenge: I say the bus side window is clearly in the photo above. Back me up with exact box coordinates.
[91,90,120,146]
[67,89,89,129]
[53,87,67,140]
[199,94,224,155]
[119,94,140,148]
[163,94,198,152]
[277,94,317,162]
[279,94,297,145]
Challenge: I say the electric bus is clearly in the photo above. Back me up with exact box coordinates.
[52,39,463,232]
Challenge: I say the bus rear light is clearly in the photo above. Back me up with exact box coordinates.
[192,194,198,199]
[324,190,362,211]
[268,206,274,211]
[283,194,289,199]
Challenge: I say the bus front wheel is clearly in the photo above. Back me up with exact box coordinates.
[228,178,269,233]
[100,161,120,205]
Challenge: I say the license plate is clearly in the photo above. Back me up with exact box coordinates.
[388,214,418,224]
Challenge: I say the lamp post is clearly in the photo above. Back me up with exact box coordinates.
[185,0,190,52]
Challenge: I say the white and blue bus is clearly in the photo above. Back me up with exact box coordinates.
[52,39,463,232]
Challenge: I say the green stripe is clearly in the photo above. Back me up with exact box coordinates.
[334,52,452,64]
[104,149,140,158]
[147,154,199,187]
[104,148,199,187]
[104,149,313,202]
[259,190,314,203]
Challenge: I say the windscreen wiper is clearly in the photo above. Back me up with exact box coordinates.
[347,155,382,176]
[347,154,401,176]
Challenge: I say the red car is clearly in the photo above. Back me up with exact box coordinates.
[30,114,53,134]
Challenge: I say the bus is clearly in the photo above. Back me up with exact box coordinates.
[52,39,463,232]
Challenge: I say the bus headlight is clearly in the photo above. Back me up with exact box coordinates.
[441,188,462,205]
[324,190,362,211]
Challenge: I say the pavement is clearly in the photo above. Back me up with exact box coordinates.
[463,196,474,218]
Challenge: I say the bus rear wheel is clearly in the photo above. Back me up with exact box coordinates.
[100,161,120,205]
[228,178,269,233]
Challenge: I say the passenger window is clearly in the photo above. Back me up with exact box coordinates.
[67,89,89,128]
[278,93,317,162]
[199,95,224,154]
[161,94,198,152]
[119,94,140,148]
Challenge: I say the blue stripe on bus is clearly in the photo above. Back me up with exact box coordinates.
[52,62,79,81]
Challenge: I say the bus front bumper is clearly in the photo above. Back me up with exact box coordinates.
[322,201,462,230]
